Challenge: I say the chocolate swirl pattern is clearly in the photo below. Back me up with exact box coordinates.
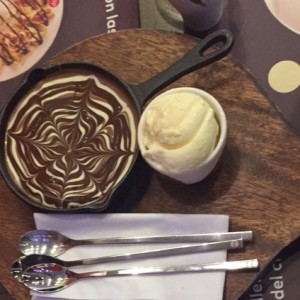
[5,69,138,209]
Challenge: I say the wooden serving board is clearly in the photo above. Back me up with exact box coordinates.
[1,29,300,300]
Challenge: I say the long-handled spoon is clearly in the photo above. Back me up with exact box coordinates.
[12,239,243,282]
[19,229,253,257]
[22,259,259,293]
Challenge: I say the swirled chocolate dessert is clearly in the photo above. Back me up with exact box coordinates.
[5,67,139,209]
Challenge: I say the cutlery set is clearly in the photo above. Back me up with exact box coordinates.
[11,229,258,293]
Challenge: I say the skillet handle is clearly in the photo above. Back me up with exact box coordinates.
[131,29,233,106]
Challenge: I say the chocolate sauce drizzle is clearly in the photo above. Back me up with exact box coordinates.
[23,0,48,25]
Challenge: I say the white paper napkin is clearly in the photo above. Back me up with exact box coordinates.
[31,213,229,300]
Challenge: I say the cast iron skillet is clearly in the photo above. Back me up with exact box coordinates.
[0,29,233,212]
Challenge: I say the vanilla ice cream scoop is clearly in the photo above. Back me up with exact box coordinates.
[138,87,227,184]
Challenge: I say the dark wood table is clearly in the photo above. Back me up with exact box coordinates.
[1,29,300,300]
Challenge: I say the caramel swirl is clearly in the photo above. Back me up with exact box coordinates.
[5,68,138,209]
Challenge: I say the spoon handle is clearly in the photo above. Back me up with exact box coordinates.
[67,239,243,267]
[72,231,253,246]
[79,259,259,279]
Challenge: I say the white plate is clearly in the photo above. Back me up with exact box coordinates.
[264,0,300,34]
[0,0,64,82]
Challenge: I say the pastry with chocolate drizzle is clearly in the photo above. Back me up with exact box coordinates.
[0,0,54,69]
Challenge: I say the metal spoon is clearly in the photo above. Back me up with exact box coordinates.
[12,239,243,282]
[22,259,259,293]
[19,229,253,257]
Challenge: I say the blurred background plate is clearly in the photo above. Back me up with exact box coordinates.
[0,0,63,82]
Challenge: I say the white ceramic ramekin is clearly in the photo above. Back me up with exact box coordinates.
[137,87,227,184]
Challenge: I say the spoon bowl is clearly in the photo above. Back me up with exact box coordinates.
[11,255,64,282]
[23,263,75,293]
[20,230,72,257]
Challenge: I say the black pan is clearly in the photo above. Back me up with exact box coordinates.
[0,29,233,212]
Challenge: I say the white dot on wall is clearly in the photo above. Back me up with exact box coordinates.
[268,60,300,93]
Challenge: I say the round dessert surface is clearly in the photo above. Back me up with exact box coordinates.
[5,68,138,209]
